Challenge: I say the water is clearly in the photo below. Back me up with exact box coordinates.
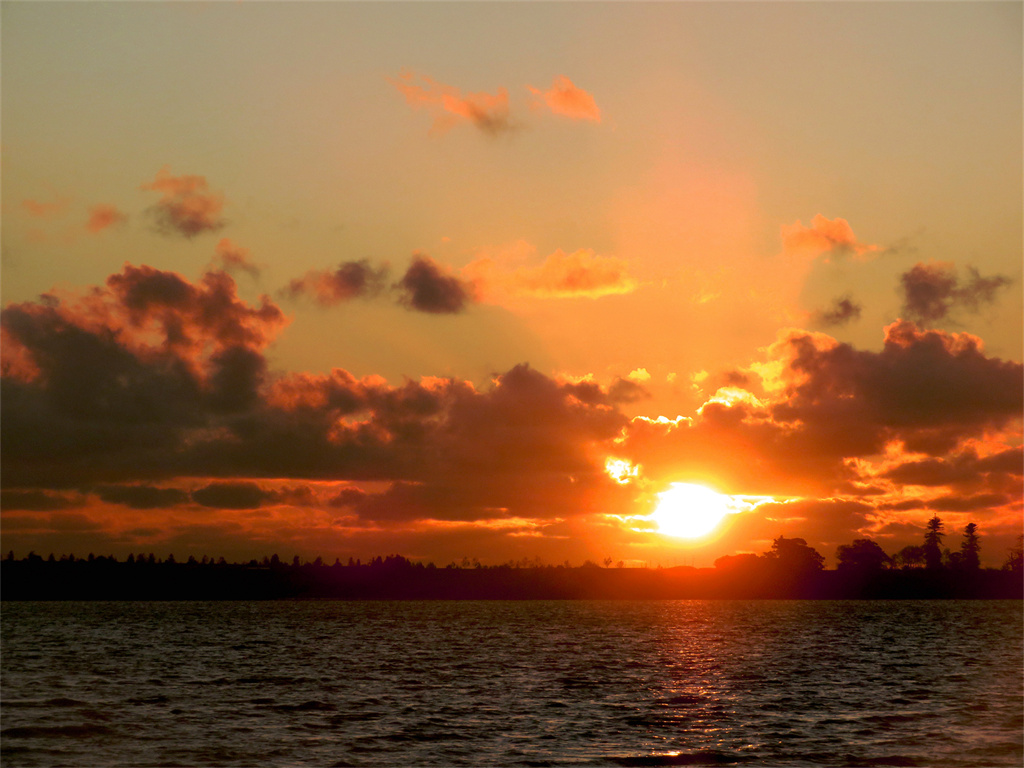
[1,600,1020,767]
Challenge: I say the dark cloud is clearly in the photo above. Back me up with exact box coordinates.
[0,490,80,511]
[1,263,628,524]
[95,485,191,509]
[395,255,475,314]
[925,492,1009,512]
[608,377,651,403]
[1,264,287,488]
[813,295,862,327]
[900,262,1012,324]
[283,260,389,306]
[191,482,269,510]
[884,446,1022,489]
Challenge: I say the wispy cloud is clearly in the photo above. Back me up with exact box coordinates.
[900,261,1012,324]
[466,248,637,301]
[812,295,862,327]
[140,166,226,238]
[528,75,601,122]
[389,70,513,136]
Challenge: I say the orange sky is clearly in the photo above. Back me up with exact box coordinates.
[2,2,1021,567]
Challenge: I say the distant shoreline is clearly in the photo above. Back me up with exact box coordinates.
[3,557,1021,601]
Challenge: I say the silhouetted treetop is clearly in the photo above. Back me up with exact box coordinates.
[836,539,891,571]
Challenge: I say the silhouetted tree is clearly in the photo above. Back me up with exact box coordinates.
[923,516,944,570]
[765,536,824,576]
[1003,535,1023,573]
[836,539,891,571]
[959,523,981,570]
[893,544,925,568]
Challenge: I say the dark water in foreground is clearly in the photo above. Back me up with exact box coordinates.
[1,601,1021,767]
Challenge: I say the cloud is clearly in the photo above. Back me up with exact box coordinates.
[464,248,638,301]
[395,255,475,314]
[213,239,260,279]
[0,490,81,512]
[899,261,1013,324]
[95,484,191,509]
[1,264,288,488]
[389,70,513,136]
[3,260,1019,564]
[617,321,1022,497]
[781,214,881,262]
[883,445,1022,489]
[86,204,128,234]
[191,481,269,510]
[528,75,601,122]
[283,260,389,306]
[1,264,630,525]
[812,295,862,327]
[21,196,70,219]
[140,166,226,238]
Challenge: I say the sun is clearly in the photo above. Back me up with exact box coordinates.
[650,483,736,539]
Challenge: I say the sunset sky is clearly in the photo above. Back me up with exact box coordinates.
[2,1,1021,568]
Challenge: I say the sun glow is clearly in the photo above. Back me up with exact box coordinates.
[605,457,639,484]
[650,483,741,539]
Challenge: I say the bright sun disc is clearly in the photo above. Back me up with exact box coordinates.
[651,483,734,539]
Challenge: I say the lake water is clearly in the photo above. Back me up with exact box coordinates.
[1,600,1021,767]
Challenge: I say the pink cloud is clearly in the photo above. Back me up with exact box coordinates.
[528,75,601,122]
[21,196,70,219]
[86,204,128,234]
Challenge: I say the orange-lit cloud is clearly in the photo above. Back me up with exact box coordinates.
[465,248,638,301]
[283,260,387,306]
[212,239,260,279]
[781,214,881,262]
[2,259,1020,566]
[528,75,601,122]
[140,166,226,238]
[85,204,128,234]
[389,70,512,136]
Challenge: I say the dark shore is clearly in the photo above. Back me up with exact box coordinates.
[3,555,1021,600]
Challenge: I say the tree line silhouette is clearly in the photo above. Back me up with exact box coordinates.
[3,517,1021,600]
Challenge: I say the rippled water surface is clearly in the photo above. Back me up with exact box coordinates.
[2,600,1021,767]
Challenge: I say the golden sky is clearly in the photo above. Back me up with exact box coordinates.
[2,2,1021,567]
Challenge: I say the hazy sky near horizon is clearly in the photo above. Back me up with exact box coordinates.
[2,1,1021,567]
